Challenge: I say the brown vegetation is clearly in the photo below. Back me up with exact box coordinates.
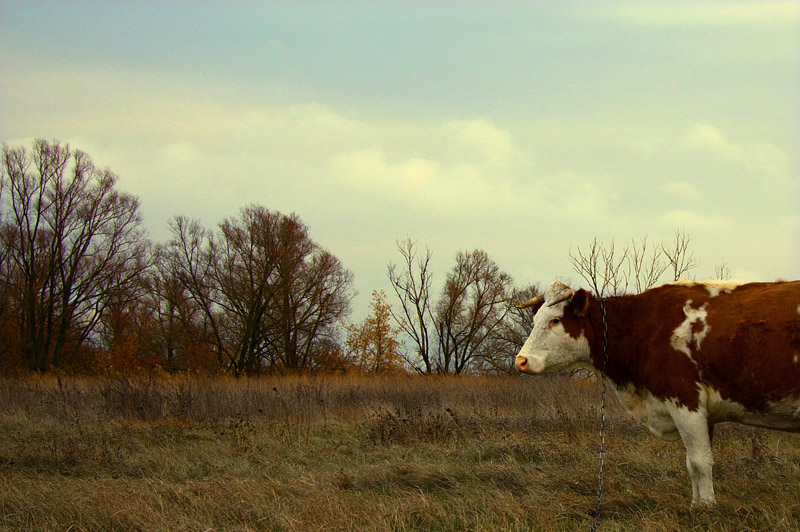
[1,375,798,531]
[2,140,540,377]
[346,290,405,375]
[0,140,358,376]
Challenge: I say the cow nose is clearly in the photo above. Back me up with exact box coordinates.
[515,356,528,372]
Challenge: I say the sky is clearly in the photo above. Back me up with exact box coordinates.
[1,1,798,320]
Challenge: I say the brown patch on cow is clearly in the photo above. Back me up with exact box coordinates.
[560,285,706,410]
[560,281,800,414]
[698,282,800,411]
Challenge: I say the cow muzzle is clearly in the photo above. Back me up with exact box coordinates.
[515,356,531,373]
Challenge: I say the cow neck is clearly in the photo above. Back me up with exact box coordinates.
[585,293,636,388]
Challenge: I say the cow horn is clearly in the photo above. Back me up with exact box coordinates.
[547,290,574,307]
[515,295,545,309]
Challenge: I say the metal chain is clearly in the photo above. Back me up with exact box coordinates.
[589,297,610,532]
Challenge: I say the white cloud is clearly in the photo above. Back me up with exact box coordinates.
[686,123,738,155]
[445,119,513,166]
[1,35,795,313]
[330,149,439,191]
[746,141,793,176]
[660,210,732,232]
[329,147,522,218]
[2,51,545,242]
[684,123,790,176]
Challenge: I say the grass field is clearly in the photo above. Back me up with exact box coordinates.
[1,375,799,531]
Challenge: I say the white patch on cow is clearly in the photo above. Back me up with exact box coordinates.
[796,304,800,315]
[670,403,716,506]
[702,279,744,298]
[665,279,743,298]
[670,300,710,360]
[704,385,750,424]
[668,279,696,287]
[615,382,715,505]
[614,384,681,441]
[795,354,799,364]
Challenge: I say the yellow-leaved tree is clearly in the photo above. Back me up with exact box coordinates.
[346,290,405,374]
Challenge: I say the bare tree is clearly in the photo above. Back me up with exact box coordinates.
[94,271,153,364]
[213,207,288,373]
[161,216,230,369]
[163,208,283,374]
[0,177,14,366]
[713,261,730,281]
[163,207,354,375]
[569,238,630,296]
[0,140,150,372]
[142,251,216,371]
[570,231,699,297]
[662,229,699,282]
[261,215,354,372]
[434,249,513,374]
[626,236,670,293]
[387,238,435,374]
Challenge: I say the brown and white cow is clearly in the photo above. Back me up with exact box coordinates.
[514,280,800,507]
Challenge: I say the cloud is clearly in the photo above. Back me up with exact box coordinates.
[660,210,732,232]
[329,147,519,218]
[684,123,790,176]
[686,123,738,155]
[2,50,543,240]
[445,119,513,166]
[330,149,439,191]
[2,33,795,303]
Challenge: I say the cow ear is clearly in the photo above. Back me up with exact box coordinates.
[571,289,591,317]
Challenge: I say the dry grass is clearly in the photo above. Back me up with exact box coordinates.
[1,375,799,531]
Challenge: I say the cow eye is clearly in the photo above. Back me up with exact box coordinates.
[549,317,561,326]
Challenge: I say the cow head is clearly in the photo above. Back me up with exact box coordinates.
[514,281,593,374]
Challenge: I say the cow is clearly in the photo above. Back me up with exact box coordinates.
[514,280,800,507]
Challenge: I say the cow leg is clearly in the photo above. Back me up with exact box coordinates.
[672,409,716,507]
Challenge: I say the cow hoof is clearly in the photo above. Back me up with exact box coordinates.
[690,499,716,510]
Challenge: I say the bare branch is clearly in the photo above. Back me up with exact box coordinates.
[433,249,513,374]
[572,231,698,296]
[662,229,699,282]
[713,261,730,281]
[570,238,629,296]
[387,238,434,375]
[1,140,150,371]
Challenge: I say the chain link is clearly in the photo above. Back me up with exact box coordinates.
[589,297,610,532]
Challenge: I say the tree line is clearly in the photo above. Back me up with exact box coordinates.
[0,139,707,376]
[0,140,538,375]
[0,140,358,375]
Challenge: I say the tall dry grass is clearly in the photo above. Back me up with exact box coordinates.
[1,374,798,531]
